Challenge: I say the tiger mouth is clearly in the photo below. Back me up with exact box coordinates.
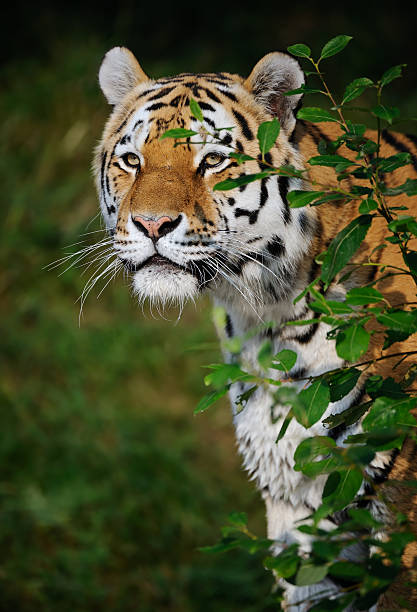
[121,253,218,289]
[122,254,186,273]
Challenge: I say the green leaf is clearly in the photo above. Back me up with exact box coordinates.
[309,192,350,206]
[294,436,337,468]
[329,560,365,580]
[257,118,280,155]
[322,468,363,508]
[296,563,328,586]
[308,154,352,168]
[204,363,250,388]
[257,341,273,369]
[378,152,411,173]
[297,107,339,123]
[380,64,406,88]
[405,251,417,276]
[194,387,229,414]
[362,396,417,432]
[336,323,370,362]
[383,177,417,196]
[344,120,367,137]
[327,368,361,402]
[213,171,271,191]
[347,508,383,529]
[295,379,330,427]
[321,215,372,288]
[371,104,400,125]
[229,152,255,164]
[264,543,299,578]
[159,128,198,140]
[359,198,378,214]
[284,86,323,96]
[309,299,353,315]
[376,309,417,334]
[271,349,297,372]
[323,401,371,430]
[199,537,241,554]
[388,215,417,235]
[287,43,311,58]
[228,511,247,528]
[287,190,325,208]
[235,385,258,412]
[345,287,384,305]
[189,98,204,122]
[320,35,353,60]
[366,376,407,400]
[342,77,373,104]
[276,408,294,442]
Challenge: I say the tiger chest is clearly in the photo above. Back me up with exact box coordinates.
[227,320,351,508]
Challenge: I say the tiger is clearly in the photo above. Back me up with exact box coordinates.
[94,46,417,610]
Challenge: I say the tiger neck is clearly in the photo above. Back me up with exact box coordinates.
[211,248,316,337]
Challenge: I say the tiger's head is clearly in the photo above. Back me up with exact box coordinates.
[94,47,316,313]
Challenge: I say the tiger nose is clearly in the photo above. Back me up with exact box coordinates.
[132,214,182,240]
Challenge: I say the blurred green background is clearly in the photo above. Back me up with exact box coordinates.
[1,3,417,610]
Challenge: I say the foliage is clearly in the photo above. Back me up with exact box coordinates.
[163,36,417,609]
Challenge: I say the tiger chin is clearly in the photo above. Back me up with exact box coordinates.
[94,46,417,610]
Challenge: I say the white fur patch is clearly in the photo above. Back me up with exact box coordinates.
[132,264,198,309]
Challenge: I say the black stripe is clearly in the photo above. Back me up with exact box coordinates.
[205,77,232,87]
[278,176,291,224]
[406,132,417,148]
[146,102,168,111]
[232,109,254,140]
[100,151,107,195]
[112,161,127,173]
[370,448,399,485]
[221,133,233,146]
[136,88,155,99]
[203,88,221,104]
[328,387,367,441]
[291,310,320,344]
[266,235,285,258]
[225,314,234,337]
[299,211,310,234]
[382,130,417,171]
[169,95,183,108]
[198,101,216,112]
[218,88,238,102]
[300,120,331,146]
[203,117,216,129]
[258,152,272,172]
[147,86,176,101]
[114,109,135,134]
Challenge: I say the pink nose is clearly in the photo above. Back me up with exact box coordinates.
[132,215,175,239]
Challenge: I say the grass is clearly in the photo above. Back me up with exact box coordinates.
[0,39,273,611]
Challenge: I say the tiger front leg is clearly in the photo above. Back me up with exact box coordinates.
[264,495,342,611]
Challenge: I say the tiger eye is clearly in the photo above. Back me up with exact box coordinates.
[123,153,141,168]
[204,152,225,167]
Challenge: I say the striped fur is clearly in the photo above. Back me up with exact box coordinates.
[94,48,417,610]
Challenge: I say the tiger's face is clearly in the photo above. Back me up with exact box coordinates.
[95,47,315,310]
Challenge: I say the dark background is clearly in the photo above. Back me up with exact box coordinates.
[1,3,417,611]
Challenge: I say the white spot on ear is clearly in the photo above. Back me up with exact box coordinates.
[99,46,149,106]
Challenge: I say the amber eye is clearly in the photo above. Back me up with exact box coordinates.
[122,152,141,169]
[203,152,226,168]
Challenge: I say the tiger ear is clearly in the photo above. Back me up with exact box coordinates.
[244,52,304,134]
[99,47,149,105]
